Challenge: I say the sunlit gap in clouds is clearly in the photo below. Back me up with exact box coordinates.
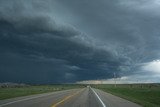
[142,60,160,73]
[77,60,160,84]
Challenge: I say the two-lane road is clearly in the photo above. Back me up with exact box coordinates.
[0,87,141,107]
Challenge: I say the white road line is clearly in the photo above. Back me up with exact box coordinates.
[91,88,106,107]
[0,91,64,107]
[0,93,53,107]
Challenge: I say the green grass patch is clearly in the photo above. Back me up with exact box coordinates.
[0,84,85,100]
[92,84,160,107]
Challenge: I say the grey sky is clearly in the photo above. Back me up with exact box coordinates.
[0,0,160,83]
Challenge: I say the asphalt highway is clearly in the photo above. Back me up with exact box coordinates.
[0,87,141,107]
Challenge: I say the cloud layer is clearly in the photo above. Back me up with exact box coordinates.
[0,0,160,83]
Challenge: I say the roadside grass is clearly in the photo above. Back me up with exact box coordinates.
[93,84,160,107]
[0,84,84,100]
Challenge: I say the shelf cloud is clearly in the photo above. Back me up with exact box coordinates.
[0,0,160,83]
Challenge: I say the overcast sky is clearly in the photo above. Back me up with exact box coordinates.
[0,0,160,84]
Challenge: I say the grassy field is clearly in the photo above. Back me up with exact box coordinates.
[92,84,160,107]
[0,84,85,100]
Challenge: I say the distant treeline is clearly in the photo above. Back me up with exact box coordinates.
[0,83,87,88]
[0,82,29,88]
[92,83,160,89]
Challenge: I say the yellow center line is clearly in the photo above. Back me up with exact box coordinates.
[51,89,84,107]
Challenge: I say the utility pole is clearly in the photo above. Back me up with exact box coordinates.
[114,72,116,88]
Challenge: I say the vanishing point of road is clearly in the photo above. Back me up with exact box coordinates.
[0,87,141,107]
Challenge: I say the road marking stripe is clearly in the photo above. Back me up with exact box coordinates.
[51,89,82,107]
[0,92,57,107]
[91,88,106,107]
[0,90,70,107]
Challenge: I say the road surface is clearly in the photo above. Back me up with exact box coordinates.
[0,87,141,107]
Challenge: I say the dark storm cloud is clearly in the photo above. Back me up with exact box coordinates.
[0,0,160,83]
[58,0,160,68]
[0,18,119,83]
